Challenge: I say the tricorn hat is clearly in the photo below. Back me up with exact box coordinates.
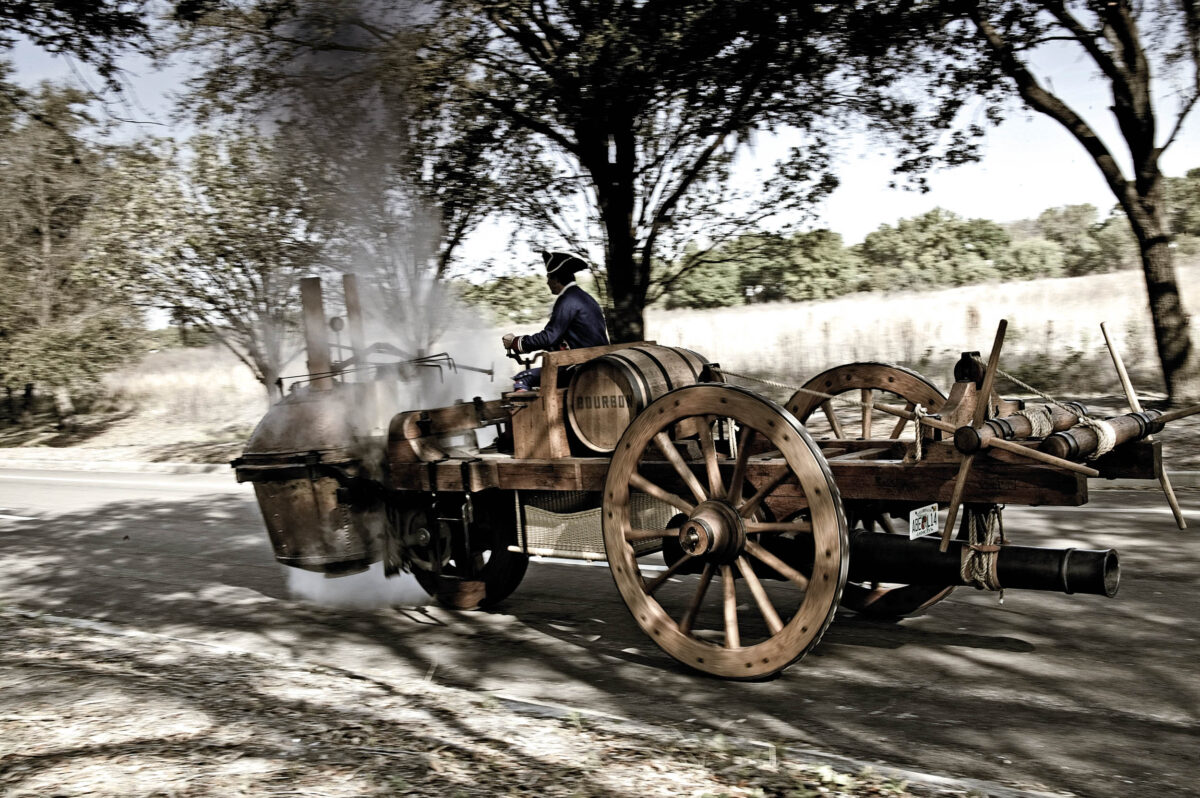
[542,250,589,277]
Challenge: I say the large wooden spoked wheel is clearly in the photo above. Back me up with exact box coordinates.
[786,362,954,618]
[602,384,848,680]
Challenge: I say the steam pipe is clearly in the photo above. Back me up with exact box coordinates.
[848,530,1119,597]
[343,274,368,382]
[300,277,334,391]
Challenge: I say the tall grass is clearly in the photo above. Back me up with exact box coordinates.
[102,345,266,434]
[647,264,1200,398]
[106,264,1200,435]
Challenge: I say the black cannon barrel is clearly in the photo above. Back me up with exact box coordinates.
[848,531,1119,597]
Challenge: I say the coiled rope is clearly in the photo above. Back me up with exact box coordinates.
[996,367,1118,459]
[961,505,1005,599]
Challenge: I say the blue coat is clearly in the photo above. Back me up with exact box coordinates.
[516,283,609,353]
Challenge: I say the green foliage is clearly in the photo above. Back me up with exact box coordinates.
[88,127,330,401]
[1166,168,1200,239]
[658,230,862,309]
[857,208,1006,289]
[1035,205,1102,276]
[1091,214,1140,272]
[456,275,550,324]
[0,80,144,398]
[997,237,1064,280]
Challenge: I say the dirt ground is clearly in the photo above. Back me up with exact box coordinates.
[0,608,982,798]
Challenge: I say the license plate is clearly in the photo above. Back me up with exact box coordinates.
[908,503,939,539]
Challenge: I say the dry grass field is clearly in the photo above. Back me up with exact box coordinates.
[647,263,1200,399]
[6,263,1194,463]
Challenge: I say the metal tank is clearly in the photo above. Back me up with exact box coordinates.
[232,276,386,575]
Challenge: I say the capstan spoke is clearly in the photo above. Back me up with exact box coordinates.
[721,565,740,649]
[738,468,791,519]
[889,402,915,438]
[860,389,874,439]
[735,556,785,635]
[821,400,845,439]
[679,563,716,635]
[744,539,810,591]
[696,422,724,498]
[725,424,757,503]
[654,431,708,505]
[744,520,812,534]
[626,528,671,542]
[644,553,694,596]
[629,472,695,515]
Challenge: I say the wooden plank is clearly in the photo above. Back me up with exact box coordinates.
[1090,440,1161,481]
[388,451,1088,506]
[512,398,552,459]
[389,400,510,440]
[826,447,893,461]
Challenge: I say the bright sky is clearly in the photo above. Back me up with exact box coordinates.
[10,33,1200,254]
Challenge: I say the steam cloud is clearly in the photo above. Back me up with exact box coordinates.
[254,3,513,609]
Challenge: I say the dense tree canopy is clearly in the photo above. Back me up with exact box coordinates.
[174,1,853,342]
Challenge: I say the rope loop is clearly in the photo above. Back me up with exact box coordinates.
[960,505,1004,597]
[1076,416,1118,459]
[912,403,927,461]
[1014,404,1054,438]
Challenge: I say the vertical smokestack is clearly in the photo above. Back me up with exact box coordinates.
[343,273,368,379]
[301,277,334,391]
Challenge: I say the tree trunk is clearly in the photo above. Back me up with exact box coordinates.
[597,132,645,343]
[52,387,76,431]
[1139,231,1200,403]
[1117,182,1200,403]
[20,383,34,427]
[261,366,284,410]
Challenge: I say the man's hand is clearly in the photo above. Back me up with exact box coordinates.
[502,333,517,351]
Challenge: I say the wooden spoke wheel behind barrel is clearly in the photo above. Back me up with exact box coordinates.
[787,362,956,618]
[602,384,847,679]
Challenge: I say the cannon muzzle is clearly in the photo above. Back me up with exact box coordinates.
[848,531,1119,597]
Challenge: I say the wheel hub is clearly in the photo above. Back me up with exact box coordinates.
[678,500,746,563]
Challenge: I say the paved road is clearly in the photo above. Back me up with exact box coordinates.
[1,467,1197,797]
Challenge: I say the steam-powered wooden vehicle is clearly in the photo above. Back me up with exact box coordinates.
[234,276,1192,679]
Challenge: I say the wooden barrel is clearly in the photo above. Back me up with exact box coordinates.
[567,345,710,453]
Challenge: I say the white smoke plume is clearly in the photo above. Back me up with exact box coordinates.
[245,2,515,609]
[285,562,429,609]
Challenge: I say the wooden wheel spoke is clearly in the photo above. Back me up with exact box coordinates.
[654,431,708,505]
[626,527,672,542]
[735,556,784,635]
[738,468,791,519]
[821,400,845,439]
[644,553,694,595]
[940,453,974,551]
[889,402,915,438]
[723,423,757,503]
[860,389,874,438]
[696,422,724,499]
[678,563,716,635]
[744,520,812,534]
[629,472,695,515]
[720,565,740,649]
[744,539,810,591]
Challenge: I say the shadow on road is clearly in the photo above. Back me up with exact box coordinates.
[2,493,1198,796]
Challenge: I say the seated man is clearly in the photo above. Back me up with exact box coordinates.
[502,250,610,390]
